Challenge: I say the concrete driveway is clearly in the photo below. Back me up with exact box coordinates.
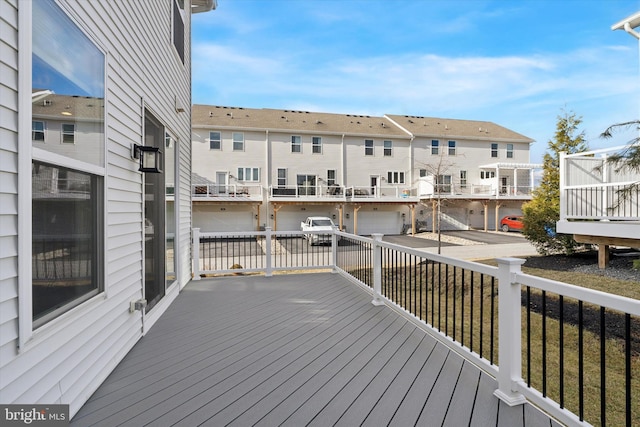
[440,230,527,244]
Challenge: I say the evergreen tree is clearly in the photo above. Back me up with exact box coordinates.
[522,111,589,255]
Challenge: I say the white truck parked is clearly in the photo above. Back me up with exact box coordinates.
[300,216,338,245]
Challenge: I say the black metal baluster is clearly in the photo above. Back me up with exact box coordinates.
[542,290,547,397]
[579,300,584,421]
[600,306,606,427]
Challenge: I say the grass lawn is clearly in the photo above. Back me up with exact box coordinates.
[367,257,639,427]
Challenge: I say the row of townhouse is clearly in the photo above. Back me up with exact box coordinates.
[191,105,541,235]
[1,0,215,417]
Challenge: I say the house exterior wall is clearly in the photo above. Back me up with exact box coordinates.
[191,109,536,234]
[0,0,199,417]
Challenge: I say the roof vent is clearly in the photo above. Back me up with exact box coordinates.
[209,111,213,117]
[43,100,52,106]
[316,120,323,124]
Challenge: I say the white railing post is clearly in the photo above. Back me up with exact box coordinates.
[192,228,201,280]
[265,227,273,277]
[331,230,338,273]
[601,153,608,219]
[559,152,566,221]
[371,233,385,306]
[494,257,527,406]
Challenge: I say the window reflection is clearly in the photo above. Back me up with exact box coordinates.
[32,0,105,166]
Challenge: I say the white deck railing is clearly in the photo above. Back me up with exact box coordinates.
[192,228,639,427]
[560,147,640,221]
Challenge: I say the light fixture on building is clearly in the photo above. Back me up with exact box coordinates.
[332,214,336,219]
[345,213,350,219]
[132,144,163,173]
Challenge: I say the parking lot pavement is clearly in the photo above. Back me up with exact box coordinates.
[382,235,456,248]
[441,230,527,244]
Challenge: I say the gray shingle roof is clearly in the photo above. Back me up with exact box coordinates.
[192,105,534,143]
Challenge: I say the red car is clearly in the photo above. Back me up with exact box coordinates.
[500,216,523,232]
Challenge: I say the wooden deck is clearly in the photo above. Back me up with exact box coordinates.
[72,273,558,427]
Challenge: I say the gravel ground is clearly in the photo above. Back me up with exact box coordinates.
[522,249,640,282]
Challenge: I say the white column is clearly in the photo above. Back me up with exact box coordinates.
[494,257,527,406]
[371,233,385,306]
[192,228,201,280]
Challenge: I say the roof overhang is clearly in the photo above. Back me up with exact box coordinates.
[192,0,217,14]
[611,11,640,39]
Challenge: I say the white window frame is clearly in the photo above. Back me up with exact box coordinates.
[491,143,498,158]
[20,0,108,346]
[237,167,260,182]
[291,135,302,153]
[312,136,322,154]
[277,168,287,187]
[327,169,336,186]
[506,143,514,159]
[431,140,439,155]
[209,131,221,150]
[448,140,456,156]
[387,171,405,184]
[61,123,75,143]
[383,140,392,156]
[365,139,374,156]
[233,132,244,151]
[460,170,467,188]
[32,120,45,141]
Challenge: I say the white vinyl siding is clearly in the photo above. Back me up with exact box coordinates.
[1,0,196,418]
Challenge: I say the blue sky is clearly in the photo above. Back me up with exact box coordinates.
[192,0,640,164]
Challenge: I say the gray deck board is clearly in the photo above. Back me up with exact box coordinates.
[72,273,556,427]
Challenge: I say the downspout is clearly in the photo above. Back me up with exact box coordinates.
[623,22,640,40]
[265,130,270,228]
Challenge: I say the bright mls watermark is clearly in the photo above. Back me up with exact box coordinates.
[1,405,68,426]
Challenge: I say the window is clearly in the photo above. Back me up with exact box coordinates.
[491,143,498,158]
[365,139,373,156]
[419,169,427,177]
[481,171,496,179]
[387,171,405,184]
[448,140,456,156]
[61,124,75,143]
[233,132,244,151]
[172,0,185,63]
[297,174,316,195]
[383,140,392,156]
[237,167,260,182]
[209,131,221,150]
[431,140,439,155]
[277,168,287,187]
[435,175,452,193]
[31,0,105,326]
[32,121,45,141]
[507,143,514,159]
[327,169,336,186]
[291,135,302,153]
[312,137,322,154]
[460,170,467,188]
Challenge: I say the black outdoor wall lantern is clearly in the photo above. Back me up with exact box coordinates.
[132,144,163,173]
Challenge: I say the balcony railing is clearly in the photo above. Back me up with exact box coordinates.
[269,184,347,199]
[560,148,640,221]
[345,186,418,199]
[419,183,534,198]
[192,183,263,200]
[192,227,640,427]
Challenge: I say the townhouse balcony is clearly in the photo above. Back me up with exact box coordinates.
[557,147,640,241]
[418,183,535,199]
[269,184,348,202]
[73,228,639,426]
[192,183,264,202]
[345,186,420,202]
